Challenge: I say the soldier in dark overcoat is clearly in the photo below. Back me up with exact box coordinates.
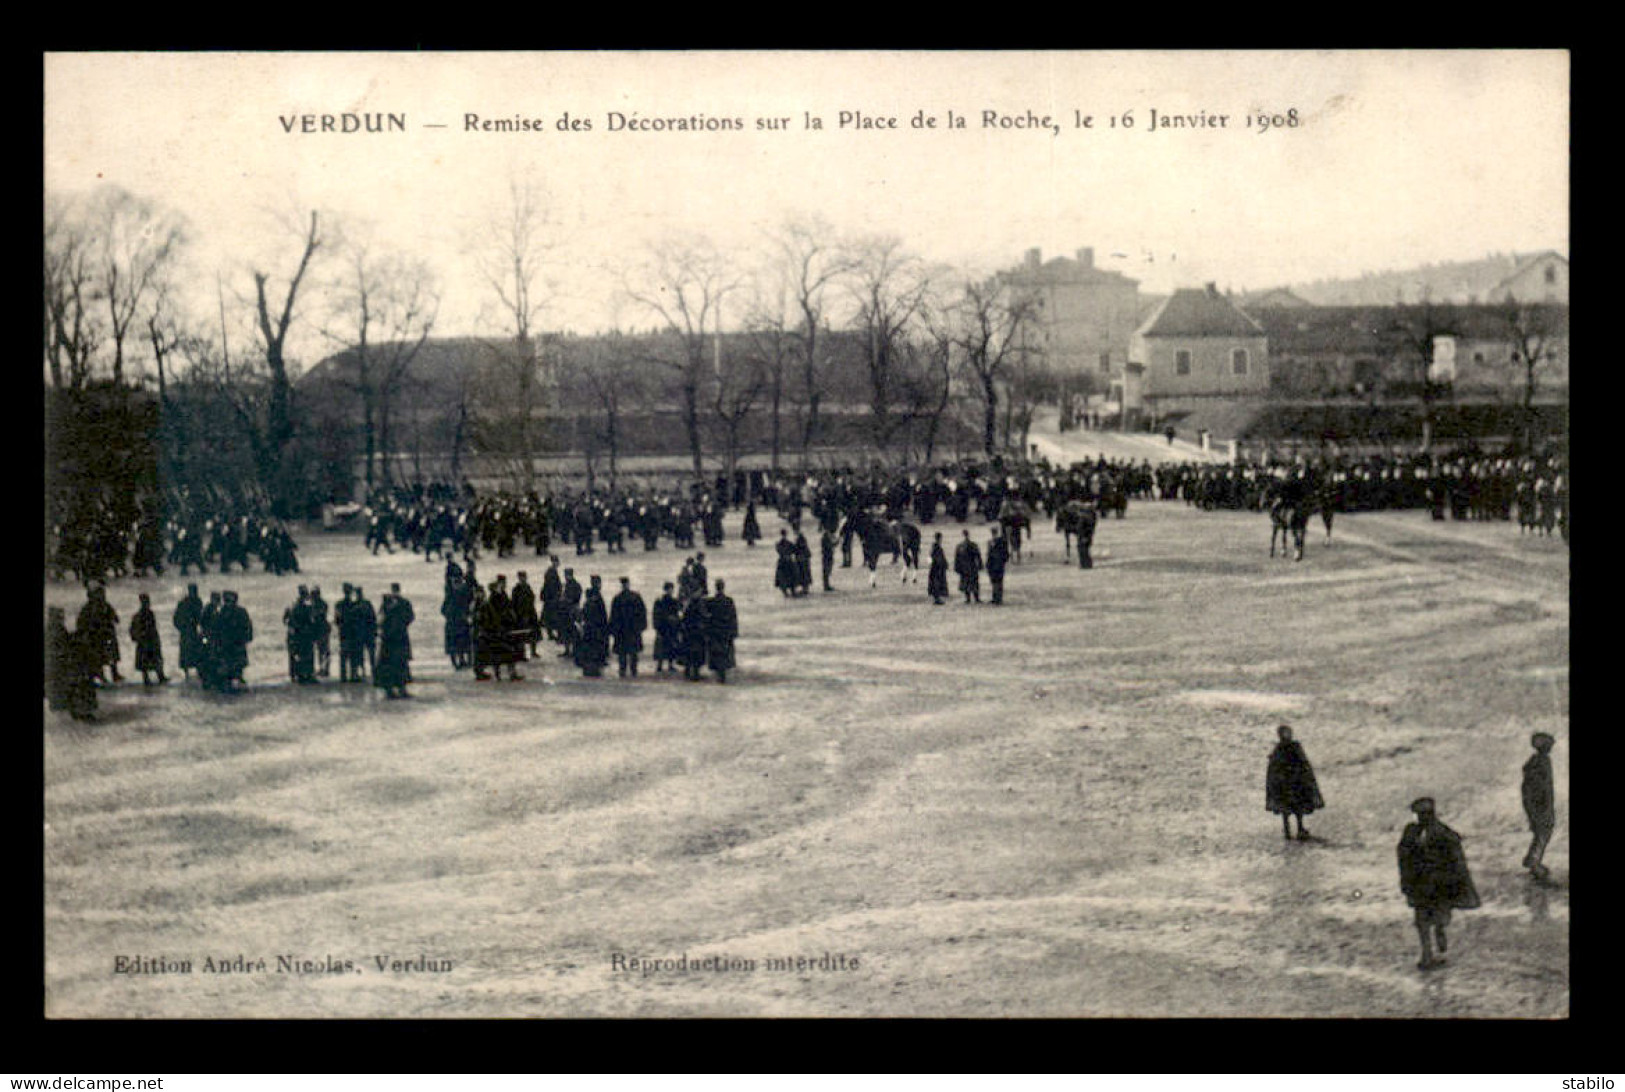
[792,532,812,596]
[774,530,798,596]
[986,529,1010,605]
[173,585,205,680]
[310,586,332,677]
[954,531,983,604]
[46,607,97,720]
[284,587,317,684]
[575,576,611,678]
[679,593,709,681]
[540,557,563,643]
[704,580,739,684]
[130,592,167,686]
[213,591,253,691]
[609,577,648,678]
[927,533,950,605]
[512,571,540,659]
[559,569,583,655]
[742,501,762,547]
[1397,797,1480,971]
[353,586,378,680]
[820,528,836,592]
[77,584,121,684]
[1522,733,1557,880]
[1265,724,1324,840]
[652,582,682,674]
[375,588,414,699]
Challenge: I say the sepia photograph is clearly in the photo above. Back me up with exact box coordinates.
[42,50,1569,1019]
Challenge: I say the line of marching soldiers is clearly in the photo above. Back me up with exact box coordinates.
[438,555,739,683]
[48,487,301,587]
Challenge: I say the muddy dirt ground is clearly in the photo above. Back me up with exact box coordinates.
[43,501,1569,1017]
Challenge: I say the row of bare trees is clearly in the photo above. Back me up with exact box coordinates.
[45,180,1061,510]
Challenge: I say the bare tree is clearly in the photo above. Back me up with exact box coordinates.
[250,208,324,514]
[951,278,1041,457]
[472,177,559,492]
[88,186,188,389]
[44,194,102,391]
[847,235,932,456]
[710,337,767,490]
[1504,301,1567,451]
[913,284,963,465]
[559,331,645,490]
[623,235,737,482]
[768,214,856,463]
[324,235,439,491]
[740,270,795,473]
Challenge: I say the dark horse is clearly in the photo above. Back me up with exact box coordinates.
[1266,480,1312,561]
[997,498,1032,562]
[1055,500,1099,567]
[850,508,921,586]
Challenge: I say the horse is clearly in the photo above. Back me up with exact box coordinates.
[851,509,920,586]
[1268,494,1309,561]
[997,498,1032,562]
[1055,500,1098,567]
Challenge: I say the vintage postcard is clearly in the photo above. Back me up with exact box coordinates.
[43,50,1568,1018]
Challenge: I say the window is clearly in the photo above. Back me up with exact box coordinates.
[1232,348,1248,375]
[1175,349,1192,376]
[1472,352,1486,365]
[1544,265,1558,285]
[1099,351,1112,374]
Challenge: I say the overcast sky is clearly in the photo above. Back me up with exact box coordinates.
[46,50,1568,365]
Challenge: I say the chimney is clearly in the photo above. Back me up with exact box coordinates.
[1206,282,1219,297]
[1076,247,1094,268]
[1025,247,1041,269]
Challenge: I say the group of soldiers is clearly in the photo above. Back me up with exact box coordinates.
[1264,724,1559,971]
[277,583,417,698]
[434,553,739,683]
[1159,449,1570,541]
[47,486,302,587]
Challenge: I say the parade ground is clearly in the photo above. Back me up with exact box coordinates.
[43,500,1569,1018]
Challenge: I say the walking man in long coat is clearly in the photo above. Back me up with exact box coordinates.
[609,577,648,678]
[1265,724,1323,840]
[1522,733,1557,881]
[375,587,414,699]
[680,593,709,681]
[1397,797,1480,971]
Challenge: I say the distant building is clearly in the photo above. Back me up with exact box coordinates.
[1289,251,1568,306]
[997,247,1142,384]
[1247,302,1569,397]
[1129,284,1270,411]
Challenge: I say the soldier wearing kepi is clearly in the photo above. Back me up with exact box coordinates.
[1265,724,1323,840]
[1397,797,1480,971]
[129,592,168,686]
[986,527,1010,605]
[512,571,540,660]
[704,579,739,684]
[77,584,121,684]
[213,591,253,692]
[575,575,611,678]
[652,581,681,674]
[954,530,983,604]
[1521,733,1557,881]
[927,532,949,605]
[609,577,648,678]
[310,586,332,678]
[172,584,205,682]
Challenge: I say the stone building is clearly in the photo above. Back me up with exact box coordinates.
[1129,284,1270,416]
[997,247,1142,386]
